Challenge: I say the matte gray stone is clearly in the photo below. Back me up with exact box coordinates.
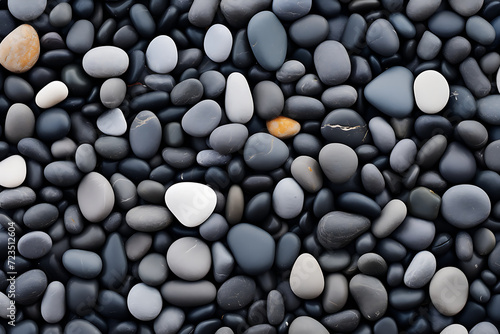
[154,307,185,334]
[77,172,114,223]
[366,19,400,56]
[272,0,311,21]
[393,216,436,251]
[217,276,256,311]
[62,249,102,279]
[5,103,35,144]
[244,133,289,171]
[18,231,52,259]
[100,78,126,109]
[321,85,357,110]
[406,0,441,21]
[317,211,371,250]
[0,186,36,210]
[209,124,248,155]
[314,40,350,86]
[349,274,388,321]
[167,237,211,281]
[322,274,349,313]
[404,251,436,288]
[125,232,152,262]
[75,144,96,173]
[23,202,59,229]
[429,267,468,316]
[212,241,235,283]
[199,70,225,99]
[66,20,94,54]
[8,0,46,21]
[127,283,162,321]
[15,269,47,305]
[272,178,304,219]
[41,281,65,324]
[182,100,222,137]
[138,253,168,286]
[459,57,491,98]
[466,16,495,45]
[130,110,162,159]
[49,2,72,27]
[288,14,329,48]
[441,185,491,228]
[319,143,358,184]
[171,78,204,106]
[276,60,306,83]
[369,116,396,154]
[83,46,129,78]
[417,31,442,60]
[289,317,328,334]
[290,156,323,193]
[126,205,173,232]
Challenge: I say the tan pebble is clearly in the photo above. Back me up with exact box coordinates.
[266,116,301,139]
[0,24,40,73]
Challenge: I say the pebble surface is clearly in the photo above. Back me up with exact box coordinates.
[0,1,499,333]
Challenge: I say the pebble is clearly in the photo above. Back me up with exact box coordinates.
[227,223,275,275]
[225,72,254,124]
[349,274,388,321]
[266,116,300,139]
[16,269,47,305]
[290,156,323,193]
[35,81,69,109]
[272,178,304,219]
[244,133,289,171]
[41,281,65,324]
[127,283,163,321]
[0,155,26,188]
[217,276,256,311]
[441,185,491,228]
[0,186,36,209]
[0,24,40,73]
[314,40,350,86]
[290,253,324,299]
[366,19,400,57]
[317,211,371,249]
[126,205,172,232]
[167,237,211,281]
[161,280,216,307]
[62,249,102,279]
[146,35,178,74]
[389,139,417,173]
[204,24,233,63]
[209,124,248,155]
[429,267,469,316]
[8,0,46,21]
[321,109,368,148]
[449,0,483,16]
[393,216,436,251]
[82,46,129,78]
[77,172,115,223]
[130,110,162,159]
[5,103,35,144]
[414,70,450,114]
[17,231,52,259]
[289,316,328,334]
[49,2,72,27]
[404,251,437,288]
[182,100,222,137]
[96,108,127,136]
[100,78,126,109]
[138,253,168,286]
[318,143,358,184]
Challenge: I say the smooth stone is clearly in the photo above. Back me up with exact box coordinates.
[0,155,26,188]
[389,287,426,310]
[0,24,39,73]
[272,178,304,219]
[43,161,81,187]
[99,78,126,109]
[23,202,58,229]
[4,103,35,144]
[129,3,155,38]
[406,0,441,21]
[96,108,127,136]
[267,290,284,325]
[322,310,361,333]
[82,46,129,78]
[272,0,311,20]
[289,316,328,334]
[220,0,271,27]
[466,16,495,45]
[474,228,496,256]
[337,192,381,219]
[481,52,500,74]
[290,156,323,193]
[0,186,36,209]
[289,15,328,48]
[36,108,71,142]
[227,223,275,275]
[126,205,173,232]
[199,70,225,98]
[170,78,204,106]
[199,213,228,242]
[450,0,483,16]
[15,269,47,305]
[217,276,256,311]
[100,233,127,291]
[137,180,166,204]
[276,60,305,83]
[364,66,415,118]
[146,35,177,73]
[209,124,248,155]
[341,13,367,51]
[317,211,371,249]
[456,232,473,262]
[416,134,448,169]
[127,283,162,321]
[314,40,350,86]
[321,85,357,110]
[62,249,102,279]
[441,185,491,228]
[253,81,284,120]
[318,143,358,184]
[266,116,300,139]
[212,241,235,283]
[460,57,491,98]
[68,278,98,316]
[41,281,65,323]
[247,11,287,71]
[404,251,437,288]
[49,2,72,27]
[358,253,387,276]
[429,267,469,316]
[167,237,211,281]
[366,19,399,57]
[66,20,94,54]
[455,120,487,149]
[283,96,325,120]
[470,279,491,303]
[485,140,500,172]
[439,142,476,183]
[392,216,436,251]
[204,24,232,63]
[478,95,500,125]
[390,139,417,173]
[321,108,368,148]
[225,72,253,124]
[414,70,449,114]
[161,280,216,307]
[65,320,101,334]
[290,253,324,299]
[361,163,385,195]
[293,133,322,158]
[428,10,465,38]
[95,137,129,161]
[350,274,388,321]
[408,187,441,220]
[197,150,230,167]
[162,147,196,169]
[145,74,176,92]
[129,110,161,159]
[138,253,168,286]
[243,133,289,171]
[182,100,222,137]
[154,307,185,334]
[4,75,34,102]
[18,231,52,259]
[368,117,396,154]
[165,182,217,227]
[389,12,416,39]
[469,322,499,334]
[443,37,471,65]
[77,172,115,223]
[125,232,152,261]
[188,0,219,27]
[414,115,452,139]
[322,274,348,313]
[35,81,68,109]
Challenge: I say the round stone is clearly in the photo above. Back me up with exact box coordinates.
[318,143,358,184]
[290,156,323,193]
[17,231,52,259]
[429,267,468,316]
[82,46,129,78]
[138,253,168,286]
[266,116,301,139]
[317,211,371,250]
[0,24,40,73]
[314,40,350,86]
[127,283,162,321]
[441,185,491,228]
[227,223,275,275]
[404,251,437,288]
[243,133,289,171]
[62,249,102,279]
[146,35,178,74]
[204,24,232,63]
[272,178,304,219]
[8,0,46,21]
[209,124,248,155]
[77,172,115,223]
[414,70,450,114]
[182,100,222,137]
[166,237,211,281]
[290,253,324,299]
[0,155,26,188]
[100,78,126,109]
[289,316,329,334]
[4,103,35,144]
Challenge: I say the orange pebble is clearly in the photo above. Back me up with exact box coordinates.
[0,24,40,73]
[267,116,301,139]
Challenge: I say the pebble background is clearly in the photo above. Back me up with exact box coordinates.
[1,0,500,333]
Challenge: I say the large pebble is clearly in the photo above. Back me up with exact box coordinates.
[289,316,329,334]
[0,186,36,209]
[318,143,358,184]
[209,124,248,155]
[167,237,211,281]
[165,182,217,227]
[5,103,35,144]
[290,156,323,193]
[321,109,368,148]
[449,0,483,16]
[406,0,441,21]
[414,70,450,114]
[96,108,127,136]
[77,172,115,223]
[314,40,350,86]
[429,267,468,316]
[404,251,436,288]
[127,283,162,321]
[204,24,233,63]
[247,11,287,71]
[182,100,222,137]
[0,24,40,73]
[441,185,491,228]
[227,223,275,275]
[290,253,324,299]
[393,216,436,251]
[82,46,129,78]
[350,274,388,321]
[15,269,47,305]
[366,19,400,56]
[18,231,52,259]
[317,211,371,249]
[225,72,253,124]
[0,155,26,188]
[8,0,46,21]
[146,35,178,74]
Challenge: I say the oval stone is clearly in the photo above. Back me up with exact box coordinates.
[209,124,249,155]
[0,24,40,73]
[204,24,233,63]
[130,110,162,159]
[62,250,102,279]
[0,186,36,209]
[290,156,323,193]
[96,108,127,137]
[429,267,468,316]
[167,237,211,281]
[414,70,450,114]
[225,72,254,124]
[126,205,173,232]
[127,283,162,321]
[404,251,436,288]
[441,185,491,228]
[318,143,358,184]
[5,103,35,144]
[314,40,350,86]
[35,81,69,109]
[18,231,52,259]
[0,155,27,188]
[82,46,129,78]
[146,35,178,74]
[244,133,289,171]
[289,316,328,334]
[317,211,371,250]
[217,276,256,311]
[41,281,65,324]
[366,19,400,57]
[182,100,222,137]
[272,178,304,219]
[350,274,388,321]
[290,253,324,299]
[161,280,216,307]
[77,172,115,223]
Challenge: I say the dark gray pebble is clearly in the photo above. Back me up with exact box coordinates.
[428,11,465,39]
[416,31,441,61]
[36,108,71,142]
[322,310,360,333]
[317,211,370,250]
[0,186,36,210]
[138,253,168,286]
[182,100,221,137]
[321,108,368,148]
[349,274,388,321]
[455,120,488,149]
[438,142,476,183]
[217,276,256,311]
[283,95,325,120]
[171,78,204,106]
[23,202,59,230]
[161,280,216,307]
[100,233,127,290]
[243,133,289,171]
[126,205,173,232]
[459,57,491,98]
[162,147,196,169]
[199,70,225,98]
[443,37,471,65]
[393,216,435,251]
[18,231,52,259]
[289,15,328,48]
[15,269,47,305]
[441,185,491,229]
[366,19,400,56]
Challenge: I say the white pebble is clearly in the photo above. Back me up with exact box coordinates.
[35,81,68,109]
[414,70,450,114]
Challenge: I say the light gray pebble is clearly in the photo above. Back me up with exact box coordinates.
[197,150,232,167]
[146,35,178,74]
[441,185,491,228]
[314,40,350,86]
[83,46,129,78]
[404,251,436,288]
[41,281,65,324]
[244,133,289,171]
[138,253,168,286]
[272,178,304,219]
[8,0,46,21]
[429,267,468,316]
[289,14,329,48]
[272,0,311,21]
[182,100,221,137]
[318,143,358,184]
[466,16,495,45]
[361,164,385,195]
[62,249,102,279]
[167,237,211,281]
[75,144,96,173]
[49,2,72,28]
[154,306,185,334]
[390,139,417,173]
[212,241,235,283]
[199,213,229,241]
[130,110,162,159]
[127,283,163,321]
[406,0,441,21]
[369,116,396,154]
[289,316,328,334]
[125,205,173,232]
[393,216,436,251]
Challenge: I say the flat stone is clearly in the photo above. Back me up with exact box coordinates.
[225,72,253,124]
[0,186,36,209]
[62,249,102,279]
[455,120,488,149]
[441,184,491,228]
[77,172,115,223]
[318,143,358,184]
[83,46,129,78]
[127,283,162,321]
[404,251,436,288]
[126,205,173,232]
[349,274,388,321]
[322,310,361,333]
[429,267,468,316]
[0,155,26,188]
[290,253,324,299]
[146,35,178,73]
[317,211,371,249]
[321,85,357,110]
[167,237,211,281]
[364,66,414,118]
[414,70,450,114]
[314,40,350,86]
[227,223,275,275]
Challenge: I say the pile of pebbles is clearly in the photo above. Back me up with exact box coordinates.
[2,0,500,333]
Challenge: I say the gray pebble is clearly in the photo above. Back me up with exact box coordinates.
[95,137,129,160]
[439,142,476,183]
[456,231,473,261]
[272,178,304,219]
[361,163,385,195]
[469,322,499,334]
[125,205,173,232]
[290,156,323,193]
[146,35,178,74]
[289,316,328,334]
[314,40,350,86]
[443,37,471,65]
[369,116,396,154]
[428,10,465,39]
[322,310,361,333]
[244,133,289,171]
[404,251,436,288]
[8,0,46,21]
[209,124,248,155]
[459,57,491,98]
[161,280,216,307]
[318,143,358,184]
[389,12,416,39]
[289,14,329,48]
[217,275,256,311]
[41,281,65,324]
[77,172,114,223]
[65,320,101,334]
[272,0,311,21]
[153,306,185,334]
[429,267,468,316]
[441,185,490,229]
[349,274,388,321]
[449,0,483,16]
[199,213,229,242]
[199,70,225,98]
[322,273,348,313]
[49,2,72,28]
[66,20,94,54]
[75,144,96,173]
[393,216,436,251]
[253,80,284,120]
[474,228,496,256]
[83,46,129,78]
[127,283,162,321]
[470,279,490,303]
[290,253,324,299]
[182,100,221,137]
[466,16,495,45]
[101,233,127,290]
[276,60,305,83]
[51,137,77,159]
[212,241,235,283]
[125,232,152,261]
[197,150,232,167]
[321,85,357,110]
[341,13,366,51]
[283,95,325,120]
[100,78,126,109]
[62,249,102,279]
[145,74,176,92]
[5,103,35,144]
[366,19,400,57]
[16,269,47,305]
[138,253,168,286]
[167,237,211,281]
[358,253,387,276]
[480,52,500,74]
[110,173,138,211]
[296,74,323,96]
[171,78,204,106]
[406,0,441,21]
[18,231,52,259]
[267,290,284,325]
[417,31,442,60]
[137,180,165,204]
[162,147,196,169]
[485,139,500,172]
[130,110,162,159]
[390,139,417,173]
[0,186,36,210]
[23,202,59,230]
[317,211,371,249]
[219,0,271,28]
